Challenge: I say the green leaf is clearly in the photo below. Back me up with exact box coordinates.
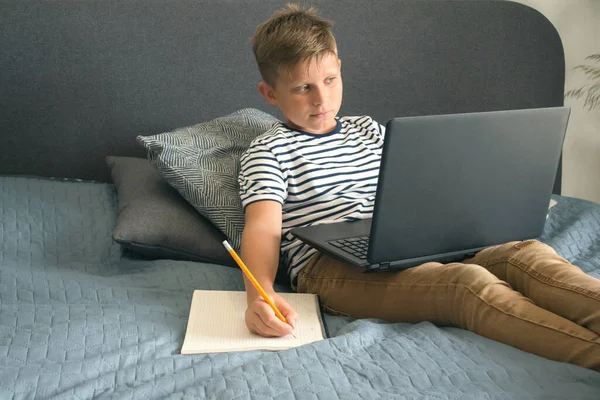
[573,65,600,80]
[584,53,600,62]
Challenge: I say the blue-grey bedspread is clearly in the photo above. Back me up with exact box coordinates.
[1,176,599,399]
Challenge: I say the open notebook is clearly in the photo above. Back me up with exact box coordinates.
[181,290,327,354]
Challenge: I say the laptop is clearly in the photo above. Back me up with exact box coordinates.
[290,107,570,272]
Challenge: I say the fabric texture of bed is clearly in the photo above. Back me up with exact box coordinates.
[1,176,599,399]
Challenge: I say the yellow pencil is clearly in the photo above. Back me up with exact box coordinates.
[222,240,292,328]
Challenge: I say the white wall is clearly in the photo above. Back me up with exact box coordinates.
[512,0,600,204]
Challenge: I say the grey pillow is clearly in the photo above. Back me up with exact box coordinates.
[107,156,234,266]
[136,108,279,250]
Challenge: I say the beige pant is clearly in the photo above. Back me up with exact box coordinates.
[296,240,600,371]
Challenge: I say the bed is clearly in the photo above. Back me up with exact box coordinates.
[2,1,600,399]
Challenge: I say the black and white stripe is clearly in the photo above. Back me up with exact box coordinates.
[239,116,385,282]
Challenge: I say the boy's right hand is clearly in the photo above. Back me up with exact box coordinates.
[245,292,298,337]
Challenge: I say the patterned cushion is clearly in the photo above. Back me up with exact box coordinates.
[137,108,278,250]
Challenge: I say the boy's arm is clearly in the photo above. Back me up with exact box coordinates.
[241,200,298,337]
[241,200,282,296]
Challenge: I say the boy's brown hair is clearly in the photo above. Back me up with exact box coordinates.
[251,3,337,87]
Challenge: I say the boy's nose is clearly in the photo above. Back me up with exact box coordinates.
[312,87,325,106]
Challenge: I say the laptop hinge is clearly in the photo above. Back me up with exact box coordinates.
[379,262,391,271]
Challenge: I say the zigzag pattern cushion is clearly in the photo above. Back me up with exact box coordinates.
[137,108,278,250]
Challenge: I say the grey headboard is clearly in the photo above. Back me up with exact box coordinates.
[1,0,565,192]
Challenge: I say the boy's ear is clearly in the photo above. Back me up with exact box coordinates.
[258,81,278,106]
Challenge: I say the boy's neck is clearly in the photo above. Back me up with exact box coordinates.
[283,118,341,136]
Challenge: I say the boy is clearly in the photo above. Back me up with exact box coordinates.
[239,3,600,370]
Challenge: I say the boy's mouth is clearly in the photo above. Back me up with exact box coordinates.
[311,111,330,118]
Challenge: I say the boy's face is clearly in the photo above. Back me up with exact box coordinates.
[259,53,342,134]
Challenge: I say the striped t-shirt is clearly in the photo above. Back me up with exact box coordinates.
[238,116,385,282]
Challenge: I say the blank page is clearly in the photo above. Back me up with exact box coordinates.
[181,290,326,354]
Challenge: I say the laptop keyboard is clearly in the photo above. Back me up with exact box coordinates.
[328,236,370,260]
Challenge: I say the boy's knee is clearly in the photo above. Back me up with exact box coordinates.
[446,263,498,285]
[510,240,560,262]
[468,240,556,265]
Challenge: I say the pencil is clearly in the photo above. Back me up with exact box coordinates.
[222,240,295,335]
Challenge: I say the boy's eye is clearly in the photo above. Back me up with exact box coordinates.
[326,77,336,84]
[294,85,310,93]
